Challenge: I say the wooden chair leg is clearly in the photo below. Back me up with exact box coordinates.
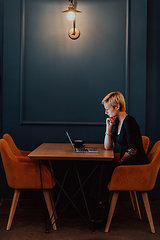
[43,190,57,231]
[129,191,135,210]
[133,191,142,219]
[141,192,155,233]
[105,191,119,233]
[48,189,57,219]
[108,192,113,205]
[129,191,142,219]
[6,189,21,230]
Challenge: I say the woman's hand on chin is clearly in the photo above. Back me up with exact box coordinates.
[106,115,117,126]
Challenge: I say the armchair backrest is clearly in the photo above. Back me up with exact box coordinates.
[147,140,160,163]
[142,135,150,154]
[0,139,20,187]
[0,138,18,163]
[3,133,21,156]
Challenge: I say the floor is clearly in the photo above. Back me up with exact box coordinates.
[0,195,160,240]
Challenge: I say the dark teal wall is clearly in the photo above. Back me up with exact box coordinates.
[146,0,160,199]
[2,0,147,148]
[0,0,3,137]
[146,0,160,147]
[0,0,160,199]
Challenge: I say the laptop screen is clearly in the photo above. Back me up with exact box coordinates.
[66,131,75,150]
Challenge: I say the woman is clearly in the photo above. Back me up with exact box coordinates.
[89,91,148,222]
[103,91,148,165]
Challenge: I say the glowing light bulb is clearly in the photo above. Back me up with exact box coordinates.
[67,11,75,21]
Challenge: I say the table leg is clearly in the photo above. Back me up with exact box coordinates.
[95,162,104,226]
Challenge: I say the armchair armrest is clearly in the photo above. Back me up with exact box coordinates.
[17,156,36,163]
[20,150,31,156]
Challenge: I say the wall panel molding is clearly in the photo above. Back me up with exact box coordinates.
[20,0,130,125]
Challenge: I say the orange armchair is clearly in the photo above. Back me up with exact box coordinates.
[105,140,160,233]
[115,136,150,218]
[0,139,57,231]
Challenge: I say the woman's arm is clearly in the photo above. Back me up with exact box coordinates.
[118,152,132,163]
[104,132,113,150]
[118,116,139,163]
[104,116,117,150]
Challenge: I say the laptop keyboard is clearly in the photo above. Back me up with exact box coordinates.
[76,148,89,152]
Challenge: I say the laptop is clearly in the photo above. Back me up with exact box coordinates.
[66,131,98,153]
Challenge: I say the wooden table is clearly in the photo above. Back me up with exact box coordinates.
[28,143,114,232]
[28,143,114,161]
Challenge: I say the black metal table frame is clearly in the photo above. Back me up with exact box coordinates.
[39,159,105,233]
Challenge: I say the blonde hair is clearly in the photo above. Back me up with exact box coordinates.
[102,92,126,111]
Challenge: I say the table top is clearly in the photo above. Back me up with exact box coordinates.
[28,143,114,161]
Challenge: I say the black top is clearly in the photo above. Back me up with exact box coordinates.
[112,115,148,165]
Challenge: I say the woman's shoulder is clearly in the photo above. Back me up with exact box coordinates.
[125,115,137,122]
[124,115,139,127]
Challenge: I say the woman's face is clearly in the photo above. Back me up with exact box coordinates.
[104,102,117,117]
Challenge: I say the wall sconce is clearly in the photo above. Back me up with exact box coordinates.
[62,0,81,40]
